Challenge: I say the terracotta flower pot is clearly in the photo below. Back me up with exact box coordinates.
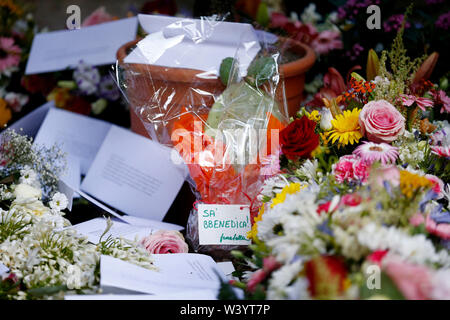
[117,37,315,139]
[277,37,316,117]
[117,39,225,140]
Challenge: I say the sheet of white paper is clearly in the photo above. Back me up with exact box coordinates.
[198,204,251,245]
[0,262,9,276]
[119,215,183,231]
[5,101,53,139]
[81,125,186,221]
[70,218,153,244]
[100,254,225,295]
[34,108,111,175]
[217,261,237,281]
[25,17,138,74]
[58,180,74,211]
[64,290,217,300]
[59,155,80,201]
[125,14,260,76]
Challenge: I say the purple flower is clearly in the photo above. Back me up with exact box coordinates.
[98,75,120,101]
[73,60,100,95]
[383,14,410,32]
[436,12,450,30]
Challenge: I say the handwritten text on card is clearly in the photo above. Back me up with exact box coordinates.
[198,204,251,245]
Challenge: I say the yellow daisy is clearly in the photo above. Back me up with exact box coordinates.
[399,170,432,198]
[327,108,363,146]
[247,205,265,241]
[271,183,306,208]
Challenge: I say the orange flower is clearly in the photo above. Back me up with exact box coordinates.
[0,98,12,127]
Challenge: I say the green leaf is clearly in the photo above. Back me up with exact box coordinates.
[246,56,277,87]
[27,285,68,298]
[219,57,238,86]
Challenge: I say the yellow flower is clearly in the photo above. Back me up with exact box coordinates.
[399,170,432,198]
[327,108,362,146]
[47,87,72,108]
[306,110,321,122]
[0,0,22,15]
[0,98,12,127]
[271,183,306,208]
[311,145,323,158]
[247,205,265,241]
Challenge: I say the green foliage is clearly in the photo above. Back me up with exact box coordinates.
[219,57,238,86]
[360,272,405,300]
[246,56,277,87]
[0,210,31,242]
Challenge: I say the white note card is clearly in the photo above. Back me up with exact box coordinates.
[5,101,53,139]
[26,17,138,74]
[34,108,111,175]
[81,125,186,221]
[198,204,251,245]
[100,254,225,296]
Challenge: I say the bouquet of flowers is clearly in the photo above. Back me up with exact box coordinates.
[0,0,38,127]
[0,129,155,299]
[226,16,450,300]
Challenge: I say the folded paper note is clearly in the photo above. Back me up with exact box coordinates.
[100,254,225,296]
[5,101,53,138]
[124,14,260,77]
[81,125,187,221]
[26,17,138,74]
[34,108,111,175]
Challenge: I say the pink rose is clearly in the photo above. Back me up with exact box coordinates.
[359,100,405,143]
[140,230,188,254]
[384,257,433,300]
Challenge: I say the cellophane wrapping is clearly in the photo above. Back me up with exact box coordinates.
[117,15,289,257]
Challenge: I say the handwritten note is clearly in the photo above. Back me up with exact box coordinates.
[198,204,251,245]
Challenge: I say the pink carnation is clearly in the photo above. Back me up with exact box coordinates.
[340,193,362,207]
[140,230,188,254]
[359,100,405,143]
[332,155,370,184]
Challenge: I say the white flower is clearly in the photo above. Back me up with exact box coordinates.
[19,166,38,187]
[300,3,322,24]
[320,107,333,131]
[66,265,82,289]
[49,192,68,212]
[13,184,41,202]
[73,61,100,95]
[295,159,319,183]
[357,223,449,266]
[267,260,304,299]
[430,269,450,299]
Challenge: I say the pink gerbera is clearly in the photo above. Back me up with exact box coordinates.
[353,141,399,165]
[400,94,434,111]
[311,30,343,55]
[0,37,21,72]
[431,145,450,159]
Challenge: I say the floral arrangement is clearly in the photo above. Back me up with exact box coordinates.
[0,129,156,299]
[226,18,450,300]
[0,0,39,127]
